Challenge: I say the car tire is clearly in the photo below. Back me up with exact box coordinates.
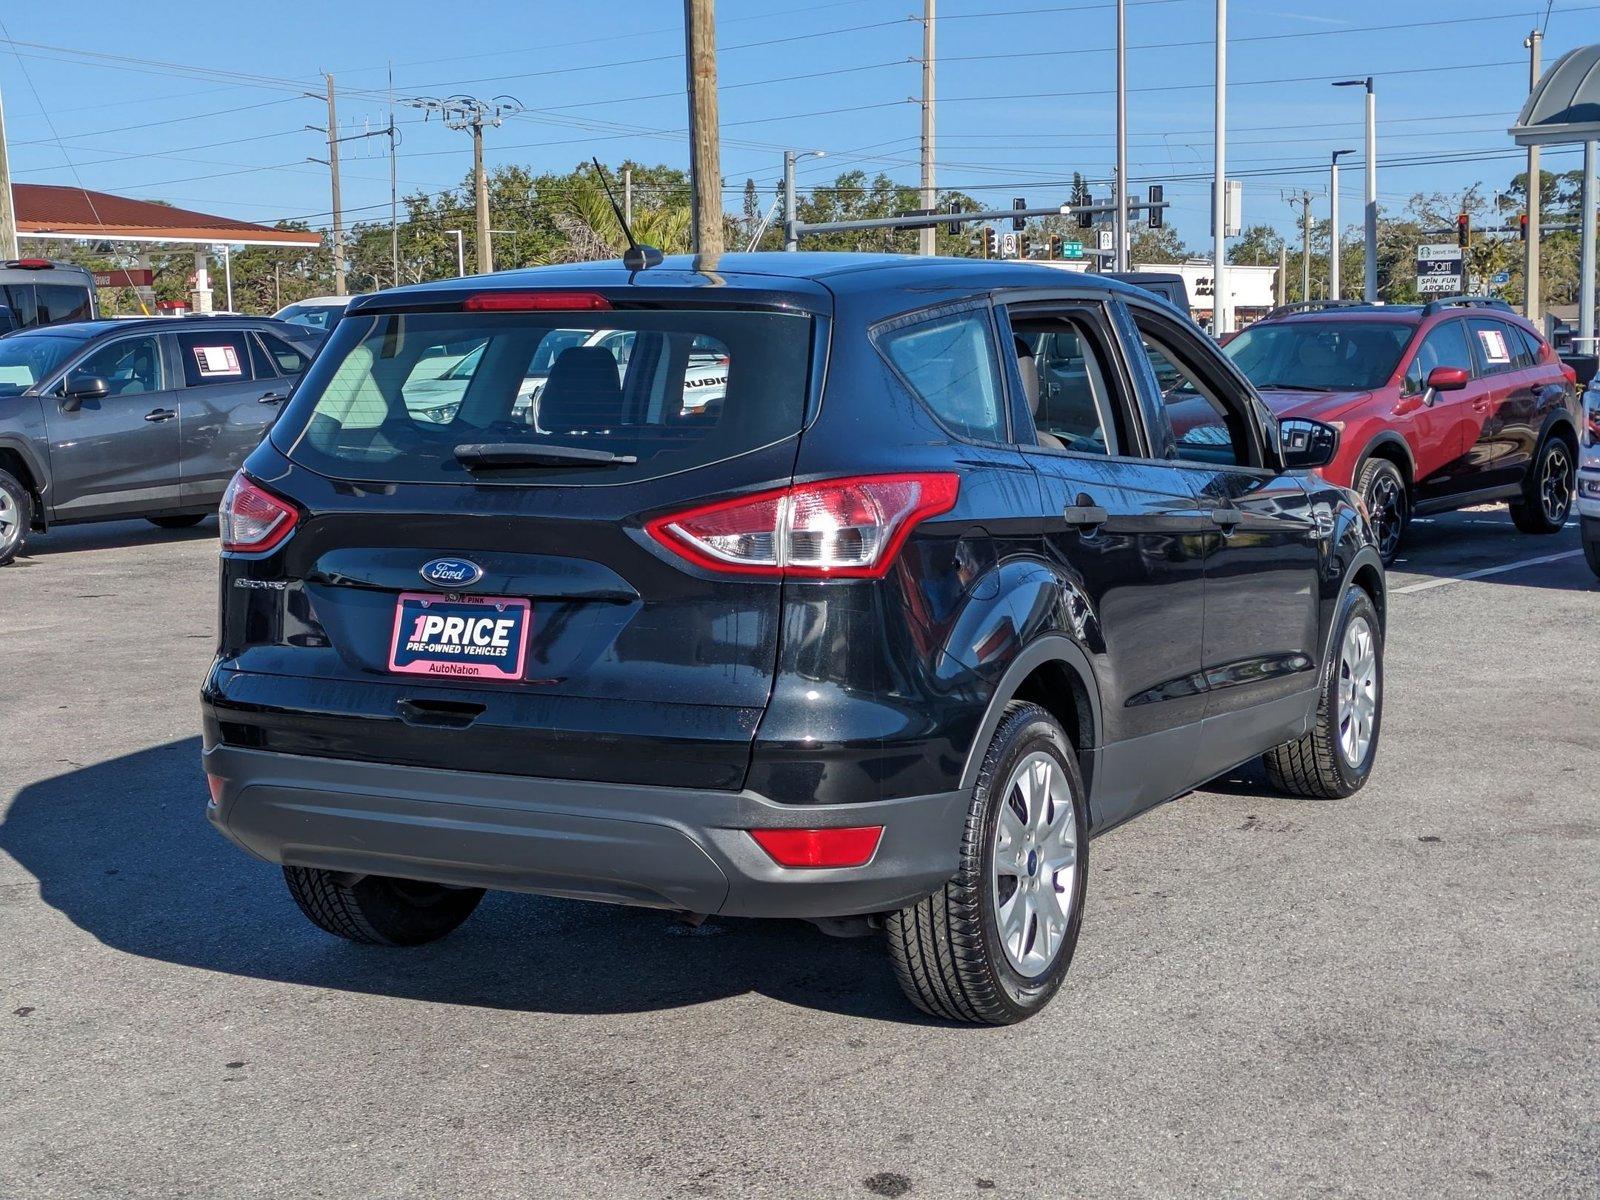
[1264,587,1383,799]
[282,866,485,946]
[1509,435,1574,534]
[0,468,34,567]
[147,514,207,530]
[885,702,1089,1025]
[1354,458,1407,566]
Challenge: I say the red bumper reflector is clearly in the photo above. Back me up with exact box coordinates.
[747,826,883,869]
[206,774,225,807]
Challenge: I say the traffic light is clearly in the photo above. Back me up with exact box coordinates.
[1148,184,1164,229]
[1012,197,1027,231]
[1519,213,1529,242]
[1048,234,1061,258]
[1456,212,1470,249]
[1072,180,1094,229]
[980,227,998,259]
[1020,232,1033,259]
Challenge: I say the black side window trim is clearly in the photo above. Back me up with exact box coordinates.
[868,297,1015,448]
[173,327,257,388]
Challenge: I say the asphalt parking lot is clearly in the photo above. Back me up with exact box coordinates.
[1,510,1595,1199]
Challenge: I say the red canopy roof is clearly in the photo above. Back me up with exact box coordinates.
[14,184,322,247]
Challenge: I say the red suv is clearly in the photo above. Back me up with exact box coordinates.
[1224,298,1580,563]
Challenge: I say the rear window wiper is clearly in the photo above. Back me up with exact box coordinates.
[454,442,638,469]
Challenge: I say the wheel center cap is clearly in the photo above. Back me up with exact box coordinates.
[1026,850,1039,876]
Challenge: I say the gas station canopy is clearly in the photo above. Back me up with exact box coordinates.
[1510,44,1600,147]
[12,183,322,248]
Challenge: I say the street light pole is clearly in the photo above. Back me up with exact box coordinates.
[1211,0,1228,335]
[1330,149,1353,300]
[782,149,824,251]
[1335,77,1378,300]
[1115,0,1128,272]
[918,0,936,256]
[1525,29,1543,320]
[443,229,465,278]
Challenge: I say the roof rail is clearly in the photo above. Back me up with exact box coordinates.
[1264,299,1373,319]
[1421,296,1513,316]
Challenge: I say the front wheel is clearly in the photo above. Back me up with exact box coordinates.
[1509,436,1574,534]
[0,468,33,566]
[1354,458,1407,566]
[1264,587,1383,799]
[886,702,1088,1025]
[283,867,484,946]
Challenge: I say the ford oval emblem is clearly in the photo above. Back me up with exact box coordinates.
[420,557,484,587]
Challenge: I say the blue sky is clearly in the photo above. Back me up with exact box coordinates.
[1,0,1594,248]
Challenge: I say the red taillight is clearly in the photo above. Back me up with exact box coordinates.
[645,473,960,579]
[748,826,883,869]
[463,291,611,312]
[5,258,52,270]
[1561,363,1578,387]
[219,472,298,554]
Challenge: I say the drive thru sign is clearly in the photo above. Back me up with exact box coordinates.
[1416,243,1464,294]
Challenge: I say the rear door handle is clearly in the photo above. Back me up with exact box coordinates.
[1210,508,1243,533]
[144,409,177,423]
[1063,504,1109,530]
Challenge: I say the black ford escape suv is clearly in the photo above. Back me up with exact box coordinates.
[202,254,1385,1024]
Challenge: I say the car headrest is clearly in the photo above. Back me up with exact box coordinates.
[1015,336,1040,414]
[538,346,624,433]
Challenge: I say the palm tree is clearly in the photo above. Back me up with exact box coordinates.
[541,177,692,263]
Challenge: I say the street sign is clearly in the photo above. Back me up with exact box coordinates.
[1416,243,1463,295]
[1063,240,1084,260]
[1492,270,1511,285]
[1098,229,1113,252]
[1000,231,1020,259]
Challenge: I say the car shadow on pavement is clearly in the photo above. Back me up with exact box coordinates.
[0,738,932,1024]
[1386,512,1594,592]
[12,518,217,561]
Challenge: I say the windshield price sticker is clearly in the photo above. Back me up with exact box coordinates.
[193,345,243,377]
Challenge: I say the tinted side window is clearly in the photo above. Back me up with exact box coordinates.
[257,332,309,375]
[1133,321,1250,466]
[1402,321,1472,395]
[35,284,93,325]
[3,285,38,330]
[1510,324,1543,369]
[1468,319,1516,377]
[174,330,256,387]
[876,309,1007,443]
[1010,316,1121,455]
[68,336,163,396]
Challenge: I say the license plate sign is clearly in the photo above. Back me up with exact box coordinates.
[388,592,530,681]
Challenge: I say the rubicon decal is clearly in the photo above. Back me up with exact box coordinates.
[387,592,531,680]
[420,557,485,587]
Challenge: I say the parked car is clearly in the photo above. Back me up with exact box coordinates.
[1580,379,1600,577]
[1224,297,1581,564]
[0,316,318,564]
[1100,271,1192,319]
[201,253,1384,1024]
[0,258,98,335]
[272,295,350,339]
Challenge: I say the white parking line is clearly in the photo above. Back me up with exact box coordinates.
[1392,549,1584,594]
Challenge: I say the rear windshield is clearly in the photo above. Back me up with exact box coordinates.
[1225,319,1413,392]
[274,308,812,485]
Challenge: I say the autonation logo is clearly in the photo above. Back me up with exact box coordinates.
[420,557,485,587]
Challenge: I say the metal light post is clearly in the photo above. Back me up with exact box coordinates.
[1115,0,1128,272]
[782,149,825,251]
[443,229,465,278]
[1583,139,1597,354]
[1211,0,1228,335]
[1329,149,1354,300]
[1335,77,1378,301]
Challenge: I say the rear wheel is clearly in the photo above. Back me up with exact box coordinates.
[886,703,1088,1025]
[1510,436,1574,534]
[0,469,33,566]
[147,513,207,530]
[1264,587,1382,799]
[1354,458,1406,565]
[282,867,484,946]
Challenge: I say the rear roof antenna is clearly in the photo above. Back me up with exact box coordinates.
[590,158,663,271]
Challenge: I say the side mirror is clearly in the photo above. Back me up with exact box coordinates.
[1279,417,1338,471]
[1425,365,1469,394]
[60,375,110,412]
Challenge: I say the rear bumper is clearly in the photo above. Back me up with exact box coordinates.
[203,745,967,919]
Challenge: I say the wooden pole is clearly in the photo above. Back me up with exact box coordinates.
[684,0,723,256]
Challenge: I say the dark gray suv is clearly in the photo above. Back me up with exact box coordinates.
[0,317,318,564]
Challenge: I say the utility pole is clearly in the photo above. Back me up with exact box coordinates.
[1276,242,1287,306]
[1211,0,1229,334]
[684,0,724,257]
[623,166,633,227]
[1525,28,1543,320]
[0,82,17,260]
[406,95,521,275]
[1581,139,1597,354]
[1300,190,1313,302]
[918,0,936,256]
[325,74,346,295]
[388,64,399,288]
[1330,149,1353,300]
[1114,0,1128,272]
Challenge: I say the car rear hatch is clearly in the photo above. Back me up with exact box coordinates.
[210,279,827,791]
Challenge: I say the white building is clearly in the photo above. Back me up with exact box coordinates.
[1033,258,1279,329]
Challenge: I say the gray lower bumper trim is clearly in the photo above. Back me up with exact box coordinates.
[203,746,967,919]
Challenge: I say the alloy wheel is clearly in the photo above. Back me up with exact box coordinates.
[990,751,1079,978]
[0,488,19,558]
[1540,443,1573,525]
[1365,472,1403,560]
[1337,615,1378,768]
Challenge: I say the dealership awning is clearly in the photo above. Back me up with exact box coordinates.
[13,183,322,248]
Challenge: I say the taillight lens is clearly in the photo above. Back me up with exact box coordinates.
[219,472,298,553]
[463,291,611,311]
[645,473,959,579]
[748,826,883,868]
